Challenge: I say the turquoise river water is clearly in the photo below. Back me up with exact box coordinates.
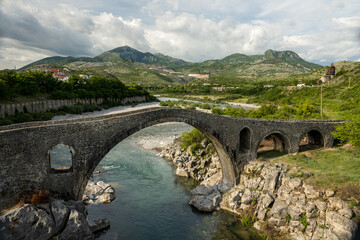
[86,122,262,240]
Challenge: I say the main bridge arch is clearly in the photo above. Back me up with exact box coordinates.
[78,115,237,200]
[0,107,342,211]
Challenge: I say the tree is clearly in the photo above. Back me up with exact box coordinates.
[332,115,360,147]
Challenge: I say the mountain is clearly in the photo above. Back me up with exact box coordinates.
[96,46,190,68]
[178,49,322,78]
[20,56,98,69]
[20,46,323,85]
[264,49,321,70]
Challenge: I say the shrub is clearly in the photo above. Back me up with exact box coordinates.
[241,215,255,227]
[30,189,50,205]
[190,143,202,155]
[180,129,206,151]
[332,115,360,147]
[200,103,211,110]
[211,107,223,115]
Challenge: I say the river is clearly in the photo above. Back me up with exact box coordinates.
[52,96,257,120]
[51,100,262,239]
[86,123,262,240]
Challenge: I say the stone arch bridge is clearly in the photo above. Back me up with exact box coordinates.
[0,107,343,210]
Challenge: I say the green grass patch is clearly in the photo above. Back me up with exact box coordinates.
[272,147,360,200]
[299,214,308,229]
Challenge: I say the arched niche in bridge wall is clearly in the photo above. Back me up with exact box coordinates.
[299,130,324,152]
[78,118,237,200]
[239,127,251,153]
[48,143,74,173]
[257,132,290,158]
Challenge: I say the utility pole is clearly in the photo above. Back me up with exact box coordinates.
[320,85,323,118]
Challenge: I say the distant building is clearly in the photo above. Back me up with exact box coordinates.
[203,82,211,86]
[321,64,336,82]
[53,75,69,81]
[263,85,273,88]
[329,65,336,76]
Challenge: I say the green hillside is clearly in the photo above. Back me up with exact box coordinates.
[177,49,322,78]
[248,61,360,119]
[19,46,323,86]
[20,56,98,70]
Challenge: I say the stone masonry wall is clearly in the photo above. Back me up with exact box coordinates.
[0,96,148,118]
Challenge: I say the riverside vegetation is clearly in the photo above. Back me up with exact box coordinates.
[0,70,156,126]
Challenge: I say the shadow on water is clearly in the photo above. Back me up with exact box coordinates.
[354,225,360,239]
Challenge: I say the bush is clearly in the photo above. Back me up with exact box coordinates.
[190,143,202,155]
[332,115,360,147]
[211,107,223,115]
[180,129,206,151]
[200,103,211,109]
[29,189,50,205]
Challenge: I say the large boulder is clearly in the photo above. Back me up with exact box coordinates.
[269,199,288,219]
[57,210,93,240]
[189,186,222,212]
[83,180,115,204]
[0,199,95,240]
[326,211,358,240]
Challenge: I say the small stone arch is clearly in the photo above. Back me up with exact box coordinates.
[239,127,251,153]
[299,129,324,151]
[48,143,75,173]
[257,132,290,158]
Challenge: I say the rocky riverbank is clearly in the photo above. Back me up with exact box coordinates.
[160,137,222,186]
[0,198,109,240]
[189,161,359,240]
[0,178,115,239]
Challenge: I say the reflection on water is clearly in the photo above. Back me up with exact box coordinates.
[86,123,262,240]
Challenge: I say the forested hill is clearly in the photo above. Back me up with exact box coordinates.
[0,70,149,101]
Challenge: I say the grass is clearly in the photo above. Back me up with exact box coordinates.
[299,214,308,229]
[271,146,360,200]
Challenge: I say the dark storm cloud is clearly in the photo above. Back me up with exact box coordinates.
[0,6,94,57]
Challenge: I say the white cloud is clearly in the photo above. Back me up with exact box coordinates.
[90,13,149,54]
[333,16,360,29]
[0,0,360,69]
[145,12,281,61]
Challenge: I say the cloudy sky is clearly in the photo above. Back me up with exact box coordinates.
[0,0,359,69]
